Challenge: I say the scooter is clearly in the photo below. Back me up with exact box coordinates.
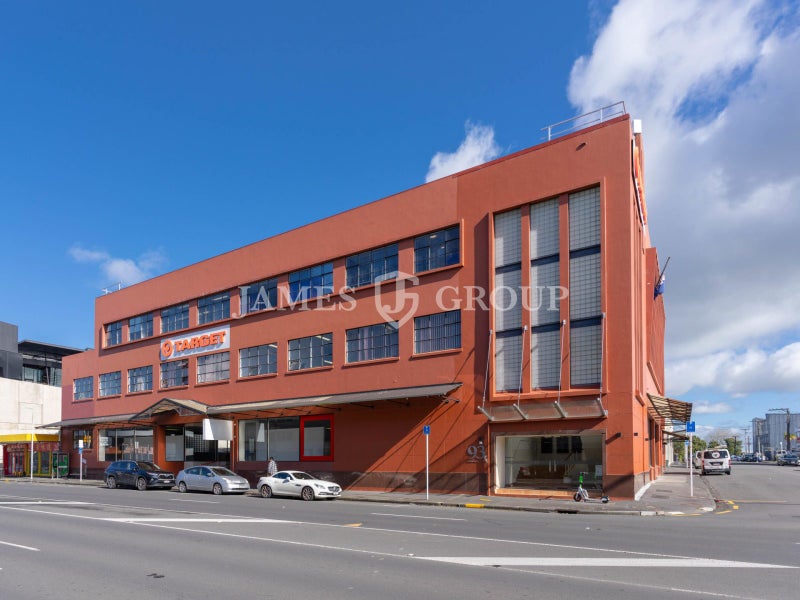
[573,472,610,503]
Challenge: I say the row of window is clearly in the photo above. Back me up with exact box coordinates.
[104,225,461,347]
[76,311,462,400]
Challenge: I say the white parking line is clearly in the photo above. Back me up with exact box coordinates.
[170,498,221,504]
[104,518,290,523]
[0,501,90,505]
[371,512,467,521]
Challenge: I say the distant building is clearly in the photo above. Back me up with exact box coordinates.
[0,321,81,475]
[759,412,799,457]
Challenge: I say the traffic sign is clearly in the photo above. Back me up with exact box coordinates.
[686,421,696,433]
[423,425,430,435]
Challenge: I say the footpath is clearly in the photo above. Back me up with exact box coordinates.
[7,465,716,517]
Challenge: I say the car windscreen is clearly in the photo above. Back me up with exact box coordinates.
[136,462,160,470]
[291,472,314,480]
[211,467,236,476]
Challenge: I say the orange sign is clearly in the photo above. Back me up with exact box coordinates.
[160,325,230,361]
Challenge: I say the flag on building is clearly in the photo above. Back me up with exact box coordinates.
[654,274,665,299]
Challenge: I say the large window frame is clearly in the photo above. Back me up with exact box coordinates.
[128,313,153,341]
[196,351,230,384]
[127,365,153,393]
[288,333,333,371]
[240,278,278,315]
[198,292,230,325]
[161,303,190,333]
[73,376,93,401]
[300,415,334,461]
[414,310,461,354]
[160,359,189,389]
[346,322,399,363]
[414,225,460,273]
[239,344,278,378]
[105,321,122,347]
[345,243,398,288]
[288,263,333,303]
[98,371,122,397]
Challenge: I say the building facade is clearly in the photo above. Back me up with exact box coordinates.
[57,111,682,499]
[0,321,81,475]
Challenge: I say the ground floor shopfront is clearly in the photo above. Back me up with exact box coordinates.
[50,387,684,499]
[1,435,61,477]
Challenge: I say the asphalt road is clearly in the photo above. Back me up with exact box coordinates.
[0,465,797,600]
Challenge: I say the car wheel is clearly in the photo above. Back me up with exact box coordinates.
[301,486,315,501]
[726,470,731,475]
[260,484,273,498]
[178,481,187,493]
[212,483,223,495]
[573,492,582,502]
[136,477,147,491]
[106,476,116,489]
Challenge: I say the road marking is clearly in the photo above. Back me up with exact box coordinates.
[371,512,467,521]
[0,501,90,505]
[103,518,290,523]
[170,499,220,504]
[418,557,796,569]
[0,540,39,551]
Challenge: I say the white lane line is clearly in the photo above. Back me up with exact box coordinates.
[103,518,291,523]
[170,499,221,504]
[0,501,91,505]
[370,512,467,521]
[418,557,796,569]
[0,540,39,551]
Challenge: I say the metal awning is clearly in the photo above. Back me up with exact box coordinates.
[208,383,462,415]
[478,396,608,422]
[663,429,689,441]
[131,398,209,420]
[40,413,138,429]
[647,394,692,424]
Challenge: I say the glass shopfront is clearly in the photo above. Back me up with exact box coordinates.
[98,428,154,462]
[496,433,604,492]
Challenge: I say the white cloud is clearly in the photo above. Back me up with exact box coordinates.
[693,402,734,415]
[69,245,167,287]
[568,0,800,396]
[666,343,800,395]
[425,121,501,183]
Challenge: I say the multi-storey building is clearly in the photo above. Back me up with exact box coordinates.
[57,108,685,498]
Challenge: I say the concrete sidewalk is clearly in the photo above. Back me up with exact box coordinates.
[6,466,716,517]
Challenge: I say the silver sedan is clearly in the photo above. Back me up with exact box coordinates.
[176,466,250,495]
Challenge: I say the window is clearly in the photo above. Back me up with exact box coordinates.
[198,292,230,324]
[197,352,229,383]
[530,198,562,389]
[569,187,602,386]
[105,321,122,347]
[160,359,189,388]
[288,334,333,371]
[414,310,461,354]
[414,225,460,273]
[98,427,153,462]
[240,278,278,315]
[346,243,398,288]
[73,429,93,450]
[129,313,153,341]
[98,371,121,397]
[73,376,93,400]
[289,263,333,302]
[239,344,277,377]
[238,415,332,462]
[346,322,399,363]
[161,303,189,333]
[494,209,522,392]
[128,366,153,393]
[301,415,333,460]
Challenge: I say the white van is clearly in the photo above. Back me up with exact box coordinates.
[701,448,731,475]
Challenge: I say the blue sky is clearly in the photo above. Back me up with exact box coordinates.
[2,1,799,442]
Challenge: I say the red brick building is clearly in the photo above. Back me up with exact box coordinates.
[57,109,686,499]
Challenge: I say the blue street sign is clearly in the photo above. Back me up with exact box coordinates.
[686,421,696,433]
[79,447,83,454]
[423,425,430,435]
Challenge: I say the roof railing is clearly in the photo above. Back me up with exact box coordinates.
[542,101,627,141]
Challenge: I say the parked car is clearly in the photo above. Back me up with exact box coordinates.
[693,451,703,469]
[256,470,342,501]
[104,460,175,490]
[777,453,799,466]
[700,448,731,475]
[176,465,250,495]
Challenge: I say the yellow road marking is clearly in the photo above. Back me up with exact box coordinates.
[344,523,362,527]
[464,503,485,509]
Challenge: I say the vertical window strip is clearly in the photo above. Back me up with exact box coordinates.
[494,209,521,268]
[569,252,601,320]
[570,321,603,386]
[530,257,560,326]
[531,326,561,389]
[495,330,523,392]
[569,187,600,251]
[494,267,522,331]
[531,198,560,259]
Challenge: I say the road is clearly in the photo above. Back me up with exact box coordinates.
[0,464,797,600]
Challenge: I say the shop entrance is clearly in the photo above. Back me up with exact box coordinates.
[165,424,230,468]
[496,433,605,493]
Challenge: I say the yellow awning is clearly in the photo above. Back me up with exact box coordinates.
[0,433,60,443]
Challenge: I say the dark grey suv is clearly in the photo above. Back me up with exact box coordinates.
[104,460,175,491]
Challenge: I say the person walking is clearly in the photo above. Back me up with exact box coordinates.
[267,456,278,476]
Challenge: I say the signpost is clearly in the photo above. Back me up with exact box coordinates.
[78,439,84,482]
[423,425,430,500]
[686,421,696,497]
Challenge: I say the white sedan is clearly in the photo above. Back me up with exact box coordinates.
[256,470,342,501]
